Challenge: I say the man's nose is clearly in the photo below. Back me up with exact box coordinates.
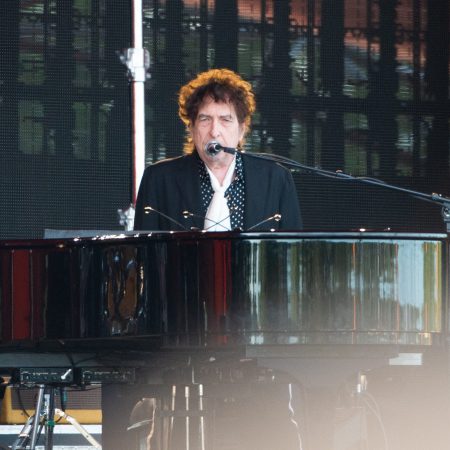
[210,119,221,138]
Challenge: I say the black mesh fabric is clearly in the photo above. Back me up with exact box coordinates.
[0,0,448,238]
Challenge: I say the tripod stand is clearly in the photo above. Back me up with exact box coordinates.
[10,383,101,450]
[11,384,56,450]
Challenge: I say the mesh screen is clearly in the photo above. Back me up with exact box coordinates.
[0,1,132,239]
[0,0,449,238]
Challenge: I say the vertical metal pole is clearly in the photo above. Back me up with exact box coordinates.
[366,0,373,175]
[30,385,45,449]
[45,387,55,450]
[168,385,176,449]
[131,0,146,203]
[199,384,206,450]
[185,386,190,450]
[260,0,266,70]
[199,0,208,71]
[306,0,316,166]
[412,0,421,176]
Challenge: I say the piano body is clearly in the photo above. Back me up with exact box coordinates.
[1,231,449,449]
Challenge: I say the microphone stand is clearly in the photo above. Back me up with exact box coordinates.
[143,205,282,233]
[183,209,283,232]
[182,206,239,231]
[231,149,450,233]
[147,146,450,232]
[144,206,188,231]
[182,210,233,231]
[247,213,282,231]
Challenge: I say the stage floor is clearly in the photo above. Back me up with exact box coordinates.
[0,424,101,449]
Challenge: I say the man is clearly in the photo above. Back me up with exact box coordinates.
[102,70,303,450]
[134,68,302,231]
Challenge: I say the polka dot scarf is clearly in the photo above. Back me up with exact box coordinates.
[199,152,245,230]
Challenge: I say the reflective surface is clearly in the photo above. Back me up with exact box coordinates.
[0,232,447,347]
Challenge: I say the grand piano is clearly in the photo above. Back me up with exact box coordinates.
[1,231,449,449]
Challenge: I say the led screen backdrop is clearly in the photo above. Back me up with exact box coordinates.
[0,0,448,238]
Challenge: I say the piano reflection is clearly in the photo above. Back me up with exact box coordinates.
[1,231,449,450]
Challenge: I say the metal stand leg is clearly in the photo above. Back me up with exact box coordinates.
[10,385,66,450]
[169,384,207,450]
[198,384,205,450]
[10,414,38,450]
[11,384,46,450]
[184,386,190,450]
[54,408,102,449]
[30,385,46,449]
[10,382,101,450]
[45,387,56,450]
[127,383,208,450]
[168,385,176,449]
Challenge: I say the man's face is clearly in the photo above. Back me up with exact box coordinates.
[190,96,245,166]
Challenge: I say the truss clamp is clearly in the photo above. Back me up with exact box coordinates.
[119,47,151,82]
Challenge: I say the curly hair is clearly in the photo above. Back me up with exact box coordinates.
[178,68,256,153]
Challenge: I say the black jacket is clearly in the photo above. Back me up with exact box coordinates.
[134,152,302,231]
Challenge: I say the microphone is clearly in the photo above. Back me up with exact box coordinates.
[144,205,188,230]
[204,141,237,156]
[247,213,282,231]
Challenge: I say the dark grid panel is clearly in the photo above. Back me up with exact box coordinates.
[143,0,449,232]
[0,1,449,238]
[0,1,132,239]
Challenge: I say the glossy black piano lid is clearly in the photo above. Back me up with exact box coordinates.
[0,232,448,348]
